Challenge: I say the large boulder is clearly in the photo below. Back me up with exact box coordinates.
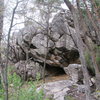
[64,64,83,83]
[10,10,79,64]
[15,60,49,80]
[10,11,80,80]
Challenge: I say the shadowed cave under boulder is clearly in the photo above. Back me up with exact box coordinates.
[45,64,66,77]
[14,47,80,80]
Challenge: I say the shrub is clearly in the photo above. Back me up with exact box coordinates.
[0,79,4,100]
[0,66,50,100]
[96,46,100,71]
[64,95,75,100]
[85,46,100,76]
[85,52,95,76]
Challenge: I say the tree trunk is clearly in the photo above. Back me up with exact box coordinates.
[92,51,100,91]
[43,5,50,83]
[76,0,100,91]
[0,0,4,66]
[4,1,21,100]
[64,0,91,100]
[0,0,6,99]
[0,0,4,92]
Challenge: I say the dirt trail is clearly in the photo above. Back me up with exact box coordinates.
[45,74,70,83]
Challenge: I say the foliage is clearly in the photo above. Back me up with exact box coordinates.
[0,79,4,100]
[85,46,100,76]
[9,81,44,100]
[95,46,100,71]
[95,0,100,7]
[78,0,100,23]
[85,51,95,76]
[64,95,75,100]
[94,90,100,99]
[34,0,63,22]
[35,0,63,5]
[0,66,49,100]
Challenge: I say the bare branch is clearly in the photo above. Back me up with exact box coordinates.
[4,0,22,100]
[12,21,25,28]
[25,16,46,29]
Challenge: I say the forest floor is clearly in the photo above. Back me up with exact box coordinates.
[44,74,69,83]
[38,74,97,100]
[0,65,97,100]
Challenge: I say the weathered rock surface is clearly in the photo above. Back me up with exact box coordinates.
[10,11,80,80]
[37,79,96,100]
[14,60,67,80]
[37,80,74,100]
[15,60,48,80]
[10,10,79,65]
[64,64,83,83]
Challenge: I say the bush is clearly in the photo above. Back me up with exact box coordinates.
[96,46,100,71]
[85,52,95,76]
[64,95,75,100]
[0,66,49,100]
[0,78,4,100]
[85,46,100,76]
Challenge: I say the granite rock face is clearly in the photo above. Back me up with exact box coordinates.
[37,80,74,100]
[15,60,48,80]
[37,79,96,100]
[10,11,80,80]
[64,64,83,83]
